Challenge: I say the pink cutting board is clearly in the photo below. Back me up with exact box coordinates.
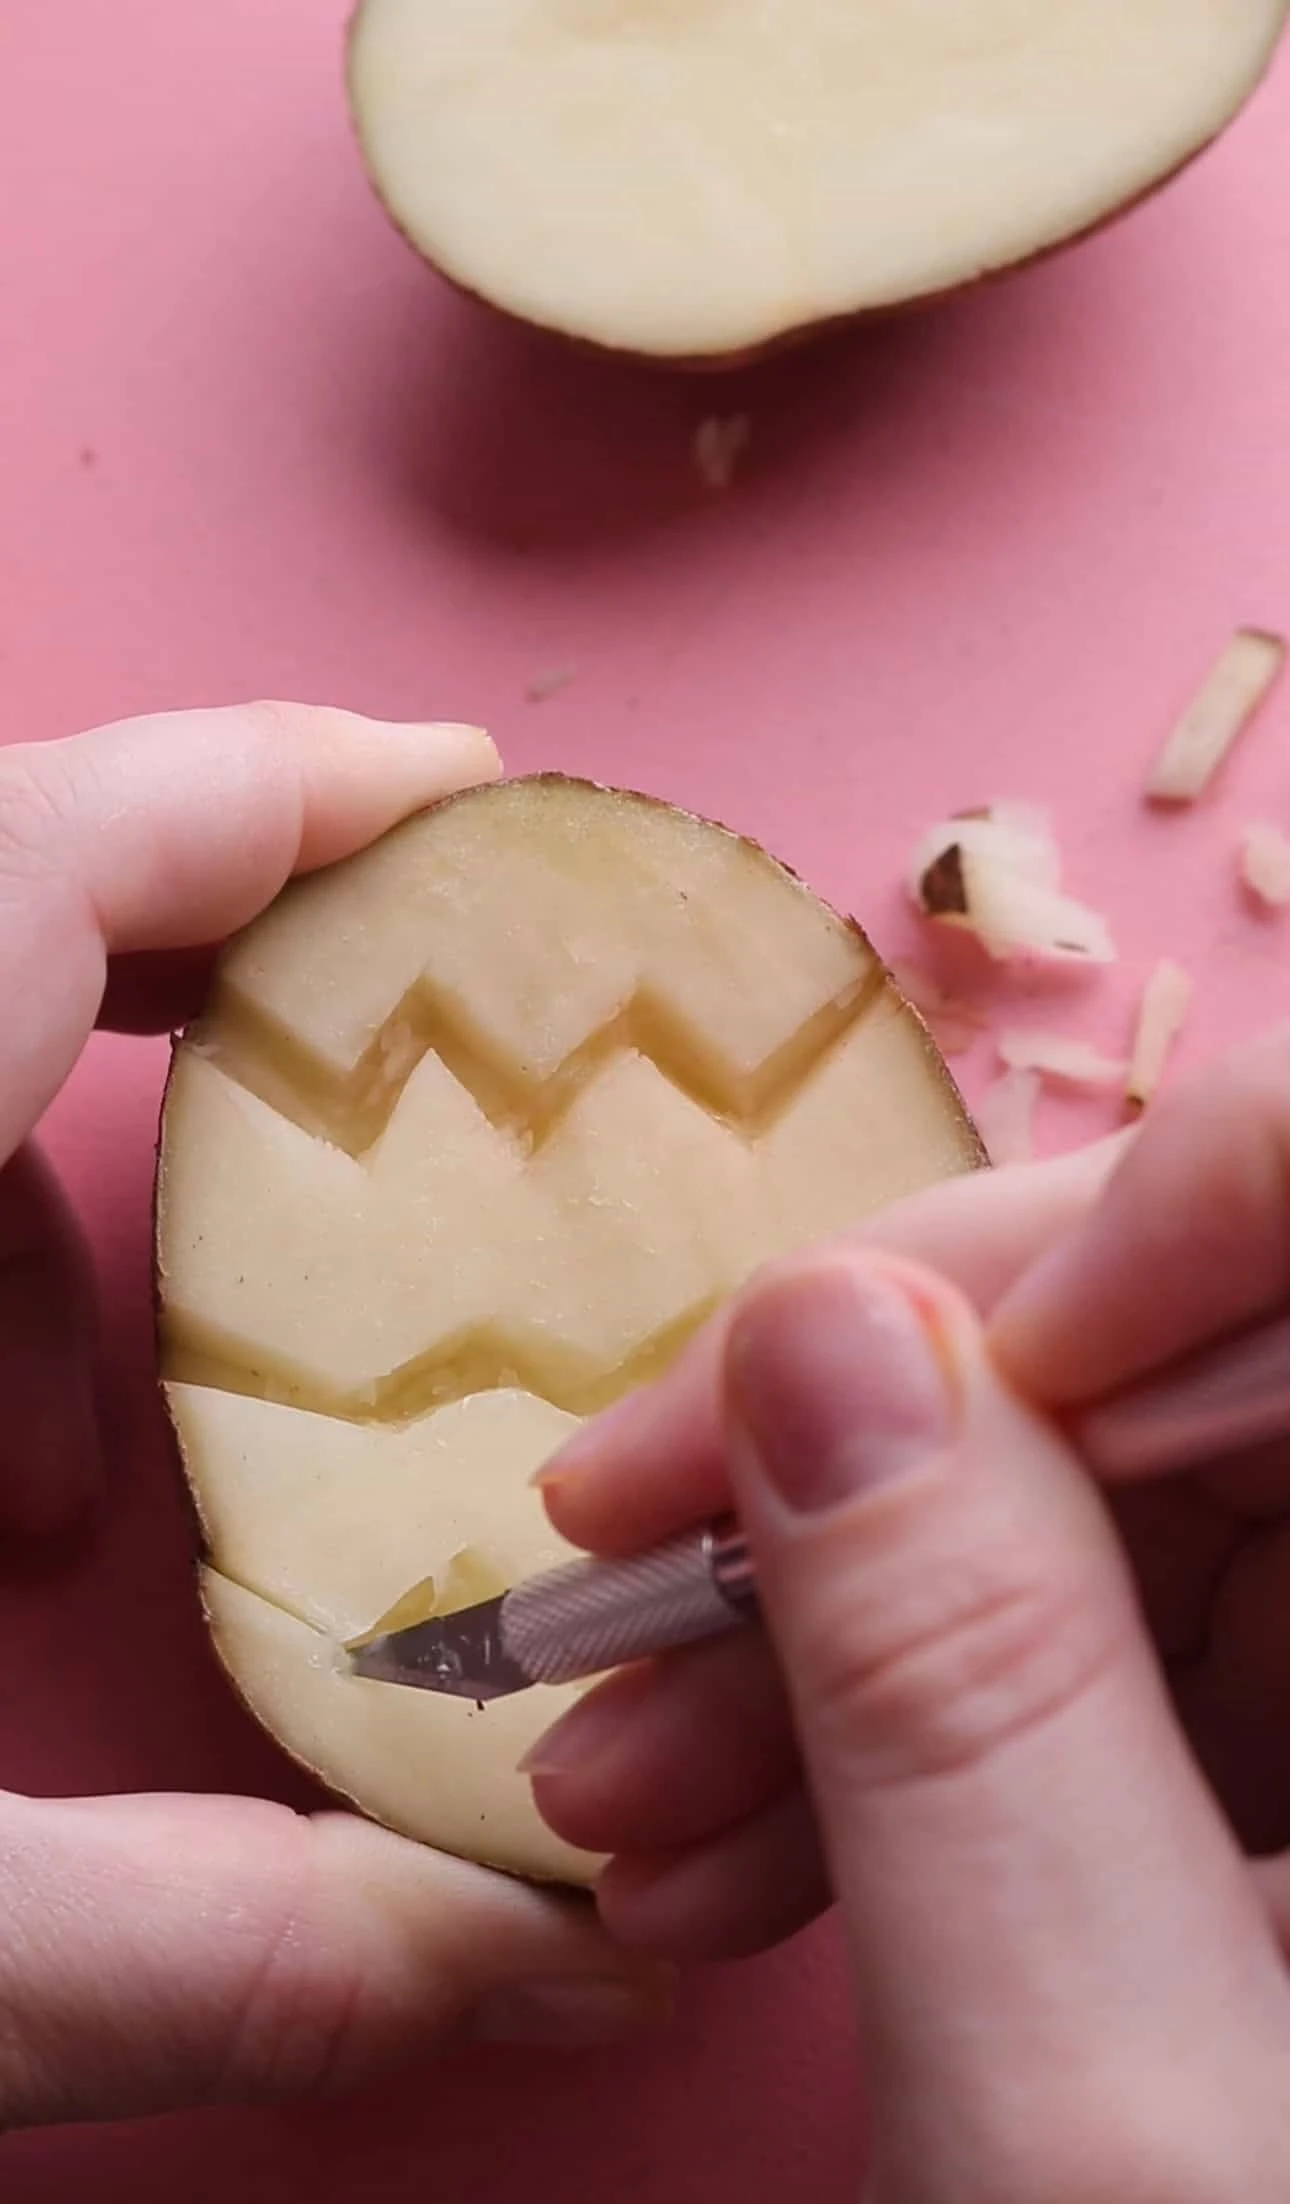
[2,6,1289,2193]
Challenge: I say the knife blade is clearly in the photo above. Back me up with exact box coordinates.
[346,1299,1290,1699]
[346,1515,756,1700]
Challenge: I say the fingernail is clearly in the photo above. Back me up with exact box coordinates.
[529,1392,649,1491]
[401,721,500,782]
[466,1974,673,2049]
[336,713,501,792]
[519,1685,618,1777]
[726,1260,954,1515]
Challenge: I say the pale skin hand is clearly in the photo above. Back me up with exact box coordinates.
[529,1034,1290,2199]
[0,703,688,2130]
[13,708,1288,2173]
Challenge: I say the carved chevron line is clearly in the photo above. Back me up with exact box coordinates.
[164,1296,720,1429]
[166,960,891,1427]
[200,958,885,1162]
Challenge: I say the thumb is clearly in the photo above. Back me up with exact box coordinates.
[722,1252,1287,2198]
[0,1790,672,2128]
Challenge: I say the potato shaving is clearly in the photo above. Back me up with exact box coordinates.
[975,1067,1040,1166]
[997,1031,1128,1090]
[1240,822,1290,908]
[1145,629,1285,804]
[1126,960,1192,1110]
[910,805,1114,964]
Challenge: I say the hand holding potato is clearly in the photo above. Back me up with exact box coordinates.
[0,705,675,2128]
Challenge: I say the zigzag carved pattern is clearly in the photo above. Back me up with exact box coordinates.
[165,1295,719,1427]
[202,958,883,1162]
[164,960,899,1425]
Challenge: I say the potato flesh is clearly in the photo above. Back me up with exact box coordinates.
[347,0,1288,359]
[157,777,981,1881]
[163,995,972,1412]
[201,1572,595,1880]
[179,1385,595,1882]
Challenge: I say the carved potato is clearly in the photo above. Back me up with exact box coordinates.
[156,776,983,1881]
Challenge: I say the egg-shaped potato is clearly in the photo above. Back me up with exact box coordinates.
[156,775,983,1881]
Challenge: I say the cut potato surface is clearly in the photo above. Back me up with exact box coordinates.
[347,0,1288,361]
[157,775,982,1880]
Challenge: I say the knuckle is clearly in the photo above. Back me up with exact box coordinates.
[800,1539,1129,1789]
[0,751,73,888]
[223,1950,370,2102]
[213,1838,371,2103]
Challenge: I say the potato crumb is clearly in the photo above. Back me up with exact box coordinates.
[526,666,576,703]
[693,413,751,491]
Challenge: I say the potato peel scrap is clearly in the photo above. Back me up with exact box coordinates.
[910,806,1115,964]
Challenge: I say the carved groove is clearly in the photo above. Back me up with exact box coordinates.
[168,957,889,1424]
[201,962,884,1160]
[164,1298,720,1427]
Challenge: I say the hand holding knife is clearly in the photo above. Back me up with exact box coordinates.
[348,1299,1290,1701]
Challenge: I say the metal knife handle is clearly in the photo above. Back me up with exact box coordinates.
[500,1518,757,1686]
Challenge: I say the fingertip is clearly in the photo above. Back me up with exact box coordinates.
[356,715,501,798]
[291,710,502,872]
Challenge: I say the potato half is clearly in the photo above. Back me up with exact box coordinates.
[156,776,983,1881]
[346,0,1288,364]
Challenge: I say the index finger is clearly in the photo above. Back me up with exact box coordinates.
[0,703,498,1158]
[540,1135,1126,1558]
[991,1026,1290,1408]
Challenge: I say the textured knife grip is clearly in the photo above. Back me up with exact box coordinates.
[501,1527,755,1685]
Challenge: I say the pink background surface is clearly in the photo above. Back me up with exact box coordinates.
[3,4,1290,2192]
